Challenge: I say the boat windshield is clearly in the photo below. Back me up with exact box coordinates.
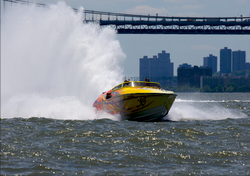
[123,81,161,89]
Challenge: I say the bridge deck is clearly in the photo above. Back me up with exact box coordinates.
[4,0,250,35]
[84,10,250,35]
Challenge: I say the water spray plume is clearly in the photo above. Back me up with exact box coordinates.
[1,2,125,120]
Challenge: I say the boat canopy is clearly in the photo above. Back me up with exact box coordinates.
[112,81,161,91]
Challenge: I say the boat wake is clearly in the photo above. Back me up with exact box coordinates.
[166,98,248,121]
[175,99,250,103]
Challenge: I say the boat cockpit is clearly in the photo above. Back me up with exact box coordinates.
[112,81,161,91]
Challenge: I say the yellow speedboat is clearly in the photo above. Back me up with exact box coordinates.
[93,80,177,122]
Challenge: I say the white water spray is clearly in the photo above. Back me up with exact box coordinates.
[167,98,248,121]
[1,2,125,120]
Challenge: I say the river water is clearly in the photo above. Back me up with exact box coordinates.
[1,93,250,175]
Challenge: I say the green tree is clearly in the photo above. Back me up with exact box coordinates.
[212,71,220,77]
[225,83,238,92]
[238,86,250,92]
[214,84,223,92]
[203,85,212,92]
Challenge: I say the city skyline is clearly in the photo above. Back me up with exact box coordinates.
[138,49,250,89]
[140,47,248,77]
[4,0,250,76]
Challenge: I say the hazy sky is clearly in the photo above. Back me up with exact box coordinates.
[27,0,250,76]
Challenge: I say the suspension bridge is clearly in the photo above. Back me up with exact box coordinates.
[3,0,250,35]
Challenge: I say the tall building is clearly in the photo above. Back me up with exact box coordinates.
[232,50,246,72]
[177,66,212,88]
[246,62,250,70]
[179,63,192,68]
[139,50,174,86]
[220,47,232,75]
[203,54,217,75]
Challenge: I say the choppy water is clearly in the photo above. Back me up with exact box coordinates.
[1,93,250,175]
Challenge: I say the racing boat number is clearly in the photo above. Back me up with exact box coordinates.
[137,96,147,108]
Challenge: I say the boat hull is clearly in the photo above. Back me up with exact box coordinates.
[120,93,176,121]
[94,92,176,122]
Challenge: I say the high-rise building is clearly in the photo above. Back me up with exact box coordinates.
[246,62,250,70]
[232,50,246,72]
[203,54,217,75]
[220,47,232,75]
[177,66,212,88]
[139,50,174,86]
[179,63,192,68]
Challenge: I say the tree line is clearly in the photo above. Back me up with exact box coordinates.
[164,83,250,93]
